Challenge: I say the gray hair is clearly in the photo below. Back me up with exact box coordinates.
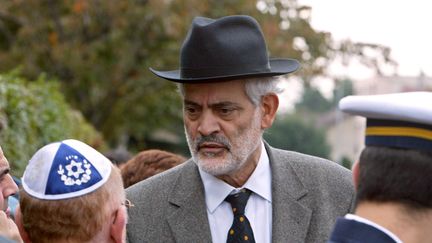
[244,77,283,106]
[177,77,283,106]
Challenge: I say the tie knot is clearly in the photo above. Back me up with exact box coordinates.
[225,189,252,215]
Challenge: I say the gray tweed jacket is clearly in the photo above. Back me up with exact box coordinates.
[126,143,355,243]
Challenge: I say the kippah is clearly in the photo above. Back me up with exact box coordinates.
[22,139,112,200]
[339,92,432,152]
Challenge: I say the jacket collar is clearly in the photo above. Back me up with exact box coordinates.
[166,143,312,242]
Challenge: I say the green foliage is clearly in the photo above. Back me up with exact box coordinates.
[295,86,333,112]
[332,78,354,105]
[0,71,104,176]
[0,0,345,151]
[0,0,395,152]
[296,78,354,113]
[264,114,331,159]
[340,156,353,170]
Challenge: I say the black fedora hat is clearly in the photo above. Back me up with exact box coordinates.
[150,15,300,83]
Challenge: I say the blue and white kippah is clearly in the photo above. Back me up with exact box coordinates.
[22,139,112,200]
[339,92,432,151]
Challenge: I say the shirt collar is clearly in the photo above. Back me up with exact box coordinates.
[199,141,272,213]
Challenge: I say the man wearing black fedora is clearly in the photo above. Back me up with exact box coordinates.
[126,15,354,242]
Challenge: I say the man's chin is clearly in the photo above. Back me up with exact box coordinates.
[196,158,233,176]
[200,166,231,176]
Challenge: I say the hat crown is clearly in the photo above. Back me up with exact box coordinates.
[179,15,271,79]
[149,15,300,82]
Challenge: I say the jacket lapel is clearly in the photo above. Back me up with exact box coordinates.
[165,145,313,242]
[266,143,312,242]
[166,161,213,243]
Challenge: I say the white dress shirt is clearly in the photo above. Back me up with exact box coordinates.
[345,214,403,243]
[199,142,272,243]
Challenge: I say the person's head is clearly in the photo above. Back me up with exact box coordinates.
[149,15,300,178]
[0,145,18,217]
[121,149,186,188]
[339,92,432,212]
[179,78,281,177]
[354,146,432,211]
[15,139,127,243]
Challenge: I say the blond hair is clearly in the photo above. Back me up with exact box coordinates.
[19,166,124,243]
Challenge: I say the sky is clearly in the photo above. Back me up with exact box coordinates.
[278,1,432,159]
[298,0,432,79]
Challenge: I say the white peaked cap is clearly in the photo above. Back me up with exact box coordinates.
[339,92,432,125]
[339,92,432,151]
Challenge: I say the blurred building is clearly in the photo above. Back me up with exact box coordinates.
[356,73,432,95]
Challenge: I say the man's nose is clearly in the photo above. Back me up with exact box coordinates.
[4,174,18,198]
[197,110,220,136]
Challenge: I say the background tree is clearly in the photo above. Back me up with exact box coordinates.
[295,86,333,113]
[295,78,354,112]
[264,114,330,158]
[0,0,395,154]
[0,70,104,176]
[332,78,354,105]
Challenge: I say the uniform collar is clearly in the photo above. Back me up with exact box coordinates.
[345,214,403,243]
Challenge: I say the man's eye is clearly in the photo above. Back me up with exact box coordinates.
[185,106,200,118]
[218,107,235,116]
[0,169,9,183]
[186,107,196,113]
[221,108,232,114]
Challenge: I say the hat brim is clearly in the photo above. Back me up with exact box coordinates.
[149,58,300,83]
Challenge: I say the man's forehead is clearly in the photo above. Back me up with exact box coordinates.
[183,79,245,89]
[183,80,247,100]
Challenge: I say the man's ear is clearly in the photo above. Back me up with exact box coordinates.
[14,206,31,243]
[352,161,360,191]
[260,93,279,129]
[110,207,127,243]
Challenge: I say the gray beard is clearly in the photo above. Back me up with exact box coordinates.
[184,111,263,176]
